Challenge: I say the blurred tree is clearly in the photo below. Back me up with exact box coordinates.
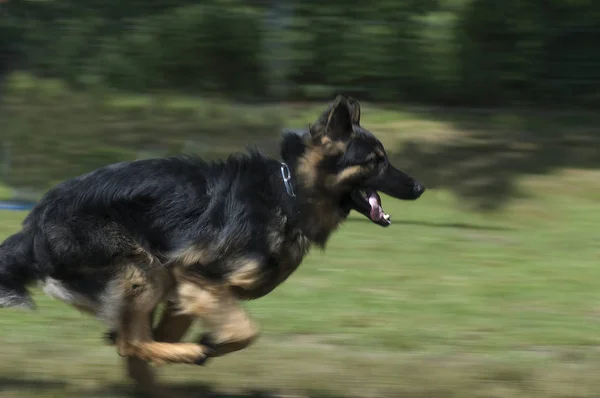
[3,0,600,105]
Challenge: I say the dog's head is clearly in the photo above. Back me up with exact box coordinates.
[290,95,425,227]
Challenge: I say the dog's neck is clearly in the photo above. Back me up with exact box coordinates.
[279,130,308,174]
[279,132,346,246]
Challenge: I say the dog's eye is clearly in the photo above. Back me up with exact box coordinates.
[366,156,384,168]
[365,157,378,167]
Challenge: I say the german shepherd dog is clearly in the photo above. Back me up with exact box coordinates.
[0,96,424,394]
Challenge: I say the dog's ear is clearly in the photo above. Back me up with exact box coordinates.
[346,97,361,125]
[322,95,353,141]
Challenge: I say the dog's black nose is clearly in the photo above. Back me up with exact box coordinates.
[413,182,425,197]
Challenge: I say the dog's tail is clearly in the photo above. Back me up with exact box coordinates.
[0,229,39,309]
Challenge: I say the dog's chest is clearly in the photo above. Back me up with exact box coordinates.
[231,214,311,300]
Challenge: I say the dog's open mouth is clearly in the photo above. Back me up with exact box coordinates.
[349,188,391,227]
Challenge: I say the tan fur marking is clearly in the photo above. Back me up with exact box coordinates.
[170,245,214,268]
[293,143,352,241]
[174,278,259,357]
[117,304,210,366]
[321,136,333,146]
[228,258,263,290]
[297,148,324,189]
[298,137,361,193]
[124,303,194,396]
[122,342,208,366]
[175,280,219,316]
[123,342,207,365]
[114,264,211,366]
[320,137,346,156]
[113,265,172,309]
[311,200,344,232]
[131,245,158,267]
[327,165,368,188]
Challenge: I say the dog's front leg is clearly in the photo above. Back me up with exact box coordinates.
[174,275,260,359]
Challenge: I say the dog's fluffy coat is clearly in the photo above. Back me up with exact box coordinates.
[0,96,425,391]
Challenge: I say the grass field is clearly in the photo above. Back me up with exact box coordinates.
[2,104,600,398]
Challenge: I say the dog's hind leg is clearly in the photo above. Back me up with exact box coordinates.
[122,310,161,397]
[117,302,213,366]
[105,301,193,345]
[153,300,195,343]
[114,266,214,368]
[122,305,193,398]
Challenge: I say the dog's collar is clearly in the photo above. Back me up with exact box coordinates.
[280,163,296,198]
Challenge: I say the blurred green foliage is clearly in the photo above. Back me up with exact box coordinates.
[2,0,600,105]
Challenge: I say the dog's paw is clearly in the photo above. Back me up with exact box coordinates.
[194,333,217,366]
[193,355,211,366]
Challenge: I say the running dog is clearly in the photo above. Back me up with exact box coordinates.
[0,95,425,393]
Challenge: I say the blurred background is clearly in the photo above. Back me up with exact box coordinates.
[1,1,600,397]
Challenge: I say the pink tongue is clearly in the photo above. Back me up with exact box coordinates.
[368,194,383,221]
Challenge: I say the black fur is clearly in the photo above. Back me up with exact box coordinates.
[1,151,304,307]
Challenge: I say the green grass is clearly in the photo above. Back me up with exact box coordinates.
[2,103,600,398]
